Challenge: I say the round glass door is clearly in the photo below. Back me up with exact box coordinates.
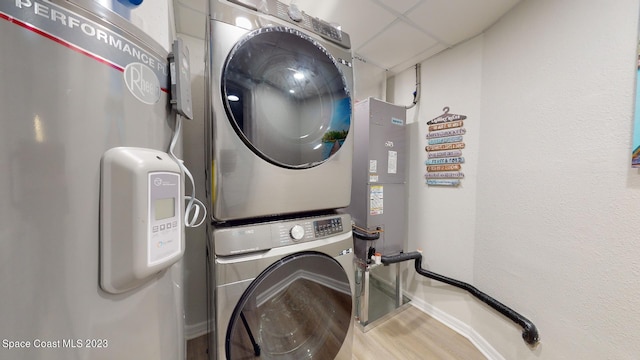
[225,252,353,359]
[222,27,352,169]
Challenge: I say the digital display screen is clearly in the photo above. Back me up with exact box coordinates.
[155,197,175,220]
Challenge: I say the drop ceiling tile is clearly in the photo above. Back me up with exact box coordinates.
[356,20,439,70]
[374,0,422,15]
[389,42,448,73]
[406,0,519,44]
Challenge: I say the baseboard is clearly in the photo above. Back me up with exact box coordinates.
[185,321,208,340]
[408,296,505,360]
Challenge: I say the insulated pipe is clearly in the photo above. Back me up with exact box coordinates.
[352,227,381,241]
[381,251,540,346]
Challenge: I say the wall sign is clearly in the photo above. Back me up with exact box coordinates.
[632,37,640,167]
[424,107,468,186]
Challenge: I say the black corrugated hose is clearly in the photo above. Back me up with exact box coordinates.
[381,251,540,346]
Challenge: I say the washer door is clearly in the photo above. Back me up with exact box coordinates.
[225,252,353,359]
[222,26,352,169]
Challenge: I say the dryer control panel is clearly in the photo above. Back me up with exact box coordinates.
[226,0,351,49]
[214,214,350,256]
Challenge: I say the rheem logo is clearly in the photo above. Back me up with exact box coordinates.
[124,62,160,104]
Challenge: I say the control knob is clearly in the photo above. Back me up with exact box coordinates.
[288,4,303,22]
[290,224,305,241]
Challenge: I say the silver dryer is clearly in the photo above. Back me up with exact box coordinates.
[206,0,355,222]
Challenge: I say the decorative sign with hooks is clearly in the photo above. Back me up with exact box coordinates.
[632,40,640,167]
[424,107,468,186]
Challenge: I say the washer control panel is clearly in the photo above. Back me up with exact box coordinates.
[214,213,351,256]
[275,220,314,245]
[313,217,343,237]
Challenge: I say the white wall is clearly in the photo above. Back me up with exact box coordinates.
[391,0,640,359]
[353,58,388,101]
[387,31,487,354]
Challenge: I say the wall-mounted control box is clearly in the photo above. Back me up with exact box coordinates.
[100,147,184,294]
[169,38,193,119]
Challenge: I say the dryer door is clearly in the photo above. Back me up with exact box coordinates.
[225,252,353,359]
[222,26,352,169]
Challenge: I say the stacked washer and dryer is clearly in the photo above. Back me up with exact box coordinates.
[205,0,356,359]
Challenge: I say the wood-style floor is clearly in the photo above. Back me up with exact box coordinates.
[187,305,486,360]
[353,305,486,360]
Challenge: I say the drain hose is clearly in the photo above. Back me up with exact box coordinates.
[381,251,539,346]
